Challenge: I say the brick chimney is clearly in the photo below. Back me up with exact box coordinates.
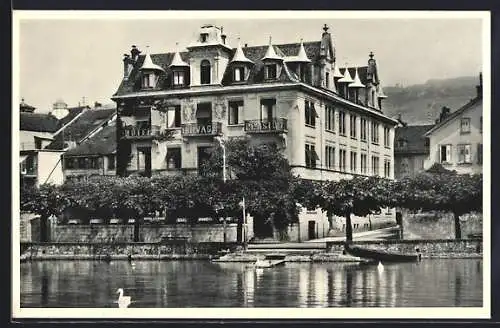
[130,45,141,62]
[476,72,482,99]
[437,106,451,123]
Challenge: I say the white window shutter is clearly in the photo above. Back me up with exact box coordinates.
[149,74,156,88]
[446,145,451,163]
[167,107,176,128]
[238,104,244,124]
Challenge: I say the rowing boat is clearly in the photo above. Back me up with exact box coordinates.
[345,244,421,263]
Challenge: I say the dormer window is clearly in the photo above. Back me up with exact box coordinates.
[173,71,185,87]
[201,33,209,43]
[233,67,245,82]
[265,64,277,80]
[200,60,211,84]
[142,73,157,89]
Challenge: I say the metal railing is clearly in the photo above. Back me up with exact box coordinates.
[122,127,153,138]
[181,122,222,137]
[244,118,288,133]
[121,126,173,139]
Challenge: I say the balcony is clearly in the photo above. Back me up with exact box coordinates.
[244,118,288,134]
[181,122,222,137]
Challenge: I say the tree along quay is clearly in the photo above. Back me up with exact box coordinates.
[20,238,482,262]
[21,139,482,246]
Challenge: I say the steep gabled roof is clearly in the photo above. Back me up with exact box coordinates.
[113,41,322,97]
[395,124,434,154]
[424,97,482,136]
[20,112,60,133]
[46,106,116,150]
[64,124,116,156]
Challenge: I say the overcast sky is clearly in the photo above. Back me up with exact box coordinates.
[16,13,484,113]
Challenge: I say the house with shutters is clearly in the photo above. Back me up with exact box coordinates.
[423,74,483,175]
[111,24,398,241]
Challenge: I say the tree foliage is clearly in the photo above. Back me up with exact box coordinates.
[296,176,394,242]
[393,172,482,239]
[20,137,483,242]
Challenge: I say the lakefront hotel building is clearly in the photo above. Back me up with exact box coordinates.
[111,24,398,241]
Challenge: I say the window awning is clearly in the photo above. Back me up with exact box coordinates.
[19,155,28,163]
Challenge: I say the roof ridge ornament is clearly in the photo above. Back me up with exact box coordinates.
[230,37,254,64]
[169,42,189,68]
[262,36,282,61]
[337,63,354,83]
[349,67,365,88]
[140,46,165,72]
[284,38,311,63]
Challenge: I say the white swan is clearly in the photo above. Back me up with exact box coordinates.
[116,288,131,308]
[377,261,384,273]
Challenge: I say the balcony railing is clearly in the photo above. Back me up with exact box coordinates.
[244,118,288,133]
[121,127,172,139]
[181,122,222,137]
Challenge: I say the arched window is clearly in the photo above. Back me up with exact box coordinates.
[200,60,211,85]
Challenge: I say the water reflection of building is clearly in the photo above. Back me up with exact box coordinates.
[298,267,309,307]
[242,269,255,307]
[313,266,328,307]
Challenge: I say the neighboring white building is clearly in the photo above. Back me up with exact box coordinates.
[20,149,66,188]
[424,74,483,175]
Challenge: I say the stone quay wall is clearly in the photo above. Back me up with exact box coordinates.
[326,239,483,258]
[21,242,241,261]
[50,224,239,243]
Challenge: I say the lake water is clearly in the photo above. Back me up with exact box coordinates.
[20,259,482,308]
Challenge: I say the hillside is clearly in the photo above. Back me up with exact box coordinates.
[382,76,479,125]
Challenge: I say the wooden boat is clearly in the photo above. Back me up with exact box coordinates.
[345,244,420,263]
[254,254,287,268]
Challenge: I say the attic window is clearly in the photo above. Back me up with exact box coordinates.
[265,64,277,80]
[201,33,209,43]
[142,73,157,89]
[233,67,245,82]
[173,71,185,87]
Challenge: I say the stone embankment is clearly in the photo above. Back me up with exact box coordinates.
[20,238,482,262]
